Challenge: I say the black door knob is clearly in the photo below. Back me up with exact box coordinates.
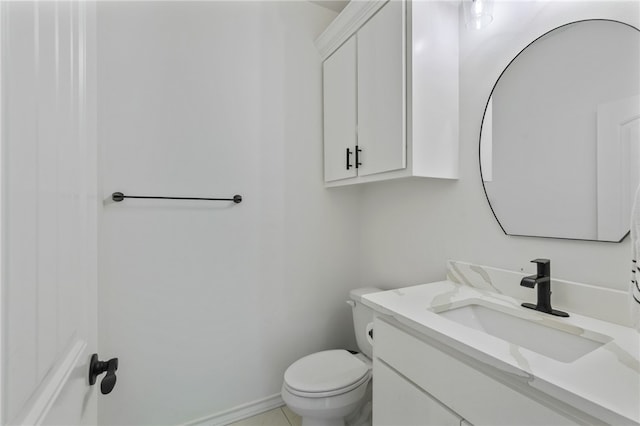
[89,353,119,395]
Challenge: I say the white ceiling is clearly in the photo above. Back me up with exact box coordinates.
[308,0,350,13]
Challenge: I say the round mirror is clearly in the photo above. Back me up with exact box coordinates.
[480,19,640,242]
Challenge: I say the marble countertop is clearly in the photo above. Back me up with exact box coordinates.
[362,280,640,425]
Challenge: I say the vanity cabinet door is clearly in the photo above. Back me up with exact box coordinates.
[373,358,463,426]
[323,36,357,182]
[356,0,406,177]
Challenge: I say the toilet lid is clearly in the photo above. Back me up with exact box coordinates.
[284,350,369,395]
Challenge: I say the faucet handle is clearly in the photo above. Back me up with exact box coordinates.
[531,258,550,277]
[531,258,550,265]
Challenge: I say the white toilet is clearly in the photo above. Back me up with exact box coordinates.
[281,288,381,426]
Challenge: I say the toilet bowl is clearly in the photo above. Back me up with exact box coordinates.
[281,288,380,426]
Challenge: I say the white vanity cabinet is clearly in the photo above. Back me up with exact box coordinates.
[373,358,463,426]
[317,0,459,186]
[373,317,586,426]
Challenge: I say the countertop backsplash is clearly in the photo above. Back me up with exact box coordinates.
[446,260,632,328]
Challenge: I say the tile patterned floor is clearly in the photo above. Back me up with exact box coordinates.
[227,406,302,426]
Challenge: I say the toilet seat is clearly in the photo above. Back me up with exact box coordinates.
[283,350,370,398]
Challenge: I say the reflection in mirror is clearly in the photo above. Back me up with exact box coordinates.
[480,20,640,242]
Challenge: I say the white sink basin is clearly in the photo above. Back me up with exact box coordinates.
[433,301,612,363]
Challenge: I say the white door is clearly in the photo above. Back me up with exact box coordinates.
[323,36,357,182]
[356,0,406,177]
[596,95,640,241]
[1,1,101,424]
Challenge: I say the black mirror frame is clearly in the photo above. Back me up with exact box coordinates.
[478,19,639,243]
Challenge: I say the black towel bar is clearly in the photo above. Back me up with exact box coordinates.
[111,192,242,204]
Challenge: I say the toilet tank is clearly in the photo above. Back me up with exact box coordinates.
[348,287,382,359]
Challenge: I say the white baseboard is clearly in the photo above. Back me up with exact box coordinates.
[183,394,285,426]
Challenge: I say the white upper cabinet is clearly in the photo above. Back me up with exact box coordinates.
[357,0,405,177]
[323,36,358,182]
[317,0,459,186]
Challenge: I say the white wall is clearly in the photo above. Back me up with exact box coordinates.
[359,2,638,292]
[97,2,361,424]
[97,1,639,424]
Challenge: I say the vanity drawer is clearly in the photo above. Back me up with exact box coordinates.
[373,357,463,426]
[374,317,579,426]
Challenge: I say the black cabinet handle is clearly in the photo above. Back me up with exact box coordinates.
[346,148,353,170]
[356,145,362,168]
[89,353,119,395]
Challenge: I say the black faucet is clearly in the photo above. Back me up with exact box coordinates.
[520,259,569,317]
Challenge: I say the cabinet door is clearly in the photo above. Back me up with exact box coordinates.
[323,36,357,182]
[357,0,406,177]
[373,358,463,426]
